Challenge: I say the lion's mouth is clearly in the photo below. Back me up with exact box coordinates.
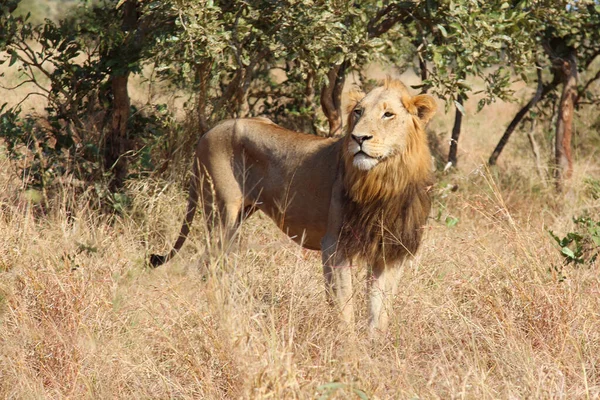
[355,150,383,160]
[355,150,373,158]
[352,151,380,171]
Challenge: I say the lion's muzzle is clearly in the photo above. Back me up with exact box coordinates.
[351,134,373,145]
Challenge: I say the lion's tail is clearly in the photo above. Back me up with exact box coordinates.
[149,157,201,268]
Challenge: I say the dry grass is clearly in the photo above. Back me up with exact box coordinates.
[2,58,600,398]
[1,133,600,399]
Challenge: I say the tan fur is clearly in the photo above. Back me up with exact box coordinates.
[339,80,435,264]
[150,79,437,334]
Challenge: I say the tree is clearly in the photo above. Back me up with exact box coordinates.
[5,0,596,204]
[0,0,175,197]
[398,0,532,168]
[0,0,416,203]
[154,0,412,138]
[487,1,600,189]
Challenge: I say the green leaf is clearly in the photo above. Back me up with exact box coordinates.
[445,216,459,227]
[318,383,346,392]
[24,189,43,204]
[454,100,466,115]
[317,382,369,399]
[317,382,343,400]
[520,72,528,83]
[477,98,486,112]
[331,53,345,65]
[561,247,575,259]
[8,51,18,67]
[352,388,369,400]
[437,24,448,37]
[457,81,471,90]
[432,50,442,66]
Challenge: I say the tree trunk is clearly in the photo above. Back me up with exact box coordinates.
[447,95,464,167]
[418,56,431,93]
[526,119,547,186]
[488,68,556,166]
[105,72,131,192]
[320,62,347,137]
[104,0,139,191]
[554,51,578,190]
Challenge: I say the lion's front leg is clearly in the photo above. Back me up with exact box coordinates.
[321,173,355,325]
[322,234,354,325]
[368,260,404,336]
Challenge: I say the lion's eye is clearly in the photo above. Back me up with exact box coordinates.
[353,108,363,118]
[383,111,395,119]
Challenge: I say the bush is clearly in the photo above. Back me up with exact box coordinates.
[550,216,600,267]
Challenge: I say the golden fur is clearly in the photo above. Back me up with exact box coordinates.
[150,78,437,333]
[340,79,435,264]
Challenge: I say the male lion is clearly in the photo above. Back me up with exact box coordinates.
[150,78,436,334]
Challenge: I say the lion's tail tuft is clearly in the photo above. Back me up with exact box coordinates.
[148,253,167,268]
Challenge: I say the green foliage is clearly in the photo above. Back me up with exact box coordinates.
[2,0,599,207]
[390,0,536,113]
[152,0,409,134]
[550,216,600,266]
[0,100,168,211]
[0,103,74,194]
[445,215,460,228]
[584,177,600,200]
[404,0,600,113]
[511,1,600,103]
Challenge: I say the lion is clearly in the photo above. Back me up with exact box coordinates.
[150,78,436,335]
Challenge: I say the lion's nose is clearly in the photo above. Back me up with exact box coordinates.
[352,134,373,145]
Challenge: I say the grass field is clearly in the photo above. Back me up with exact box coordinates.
[1,59,600,398]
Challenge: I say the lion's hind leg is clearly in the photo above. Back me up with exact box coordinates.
[199,171,247,261]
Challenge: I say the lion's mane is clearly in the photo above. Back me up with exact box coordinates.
[338,79,434,264]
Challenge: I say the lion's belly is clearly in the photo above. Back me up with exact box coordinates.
[256,203,328,250]
[280,222,326,250]
[252,183,331,250]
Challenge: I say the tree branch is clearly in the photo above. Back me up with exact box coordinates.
[447,94,464,167]
[367,2,416,38]
[576,68,600,106]
[320,61,347,137]
[488,67,557,165]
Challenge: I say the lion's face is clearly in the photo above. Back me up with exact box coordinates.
[345,81,436,171]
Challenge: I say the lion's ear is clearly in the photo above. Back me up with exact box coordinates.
[412,94,437,125]
[345,90,365,114]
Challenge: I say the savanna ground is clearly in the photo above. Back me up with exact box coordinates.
[1,58,600,398]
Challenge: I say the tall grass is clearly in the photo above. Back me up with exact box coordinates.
[1,144,599,398]
[1,53,599,397]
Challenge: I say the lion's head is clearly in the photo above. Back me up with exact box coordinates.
[345,83,433,168]
[339,78,437,263]
[341,78,436,203]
